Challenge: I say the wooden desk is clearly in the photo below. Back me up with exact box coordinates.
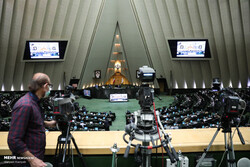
[0,127,249,155]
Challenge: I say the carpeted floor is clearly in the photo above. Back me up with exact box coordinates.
[75,95,174,131]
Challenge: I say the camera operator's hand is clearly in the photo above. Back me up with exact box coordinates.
[22,151,47,167]
[44,120,57,128]
[29,158,47,167]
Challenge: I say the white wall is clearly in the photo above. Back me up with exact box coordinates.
[0,0,249,91]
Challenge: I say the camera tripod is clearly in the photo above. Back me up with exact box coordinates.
[196,118,245,167]
[123,109,179,167]
[54,122,86,167]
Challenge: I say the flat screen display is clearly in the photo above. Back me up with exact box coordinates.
[23,40,68,61]
[110,93,128,102]
[83,90,91,97]
[29,42,59,59]
[168,39,211,60]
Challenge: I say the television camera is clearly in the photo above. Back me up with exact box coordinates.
[52,86,86,167]
[218,88,246,132]
[123,66,179,167]
[52,86,75,133]
[196,88,246,167]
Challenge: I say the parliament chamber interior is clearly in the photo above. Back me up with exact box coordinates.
[0,0,250,167]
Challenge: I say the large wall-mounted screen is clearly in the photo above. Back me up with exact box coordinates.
[168,39,211,60]
[23,40,68,62]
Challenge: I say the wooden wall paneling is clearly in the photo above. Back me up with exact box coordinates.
[40,0,59,39]
[44,64,55,87]
[176,0,194,88]
[155,0,174,86]
[22,63,35,90]
[72,0,104,87]
[62,0,90,88]
[187,0,203,88]
[3,0,26,91]
[219,0,239,88]
[132,0,153,69]
[30,0,48,39]
[187,0,204,37]
[58,0,81,89]
[20,0,52,90]
[187,0,204,88]
[0,0,249,90]
[118,0,150,85]
[200,61,212,88]
[51,0,69,39]
[24,0,49,88]
[197,0,221,82]
[31,0,48,81]
[0,0,14,89]
[83,0,118,86]
[13,0,40,90]
[50,0,71,89]
[40,0,60,84]
[240,0,250,85]
[33,63,45,75]
[229,0,248,88]
[0,0,3,25]
[208,0,230,88]
[143,0,165,78]
[197,0,220,88]
[165,0,185,88]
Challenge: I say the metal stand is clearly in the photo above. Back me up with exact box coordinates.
[54,123,86,167]
[123,110,179,167]
[141,142,152,167]
[110,143,120,167]
[196,123,244,167]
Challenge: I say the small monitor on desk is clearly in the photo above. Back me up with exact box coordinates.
[109,93,128,102]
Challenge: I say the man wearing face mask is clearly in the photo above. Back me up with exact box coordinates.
[8,73,56,167]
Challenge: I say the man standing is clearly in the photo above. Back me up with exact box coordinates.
[8,73,56,167]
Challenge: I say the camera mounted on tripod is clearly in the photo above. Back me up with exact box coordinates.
[52,86,75,133]
[52,86,87,167]
[218,88,245,133]
[136,66,155,109]
[196,88,246,167]
[124,66,179,167]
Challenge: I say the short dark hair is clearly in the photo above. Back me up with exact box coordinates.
[28,74,49,93]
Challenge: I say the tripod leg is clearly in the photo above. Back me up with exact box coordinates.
[72,136,87,167]
[225,133,230,167]
[62,125,71,164]
[196,127,220,167]
[141,142,151,167]
[230,132,236,167]
[226,132,236,167]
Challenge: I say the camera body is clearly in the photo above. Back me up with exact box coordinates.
[52,88,75,132]
[218,88,244,132]
[138,66,155,83]
[137,66,155,109]
[219,88,243,116]
[224,96,240,115]
[53,97,74,116]
[126,66,159,142]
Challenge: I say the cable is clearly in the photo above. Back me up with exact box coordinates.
[218,150,226,167]
[232,99,246,139]
[153,102,164,167]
